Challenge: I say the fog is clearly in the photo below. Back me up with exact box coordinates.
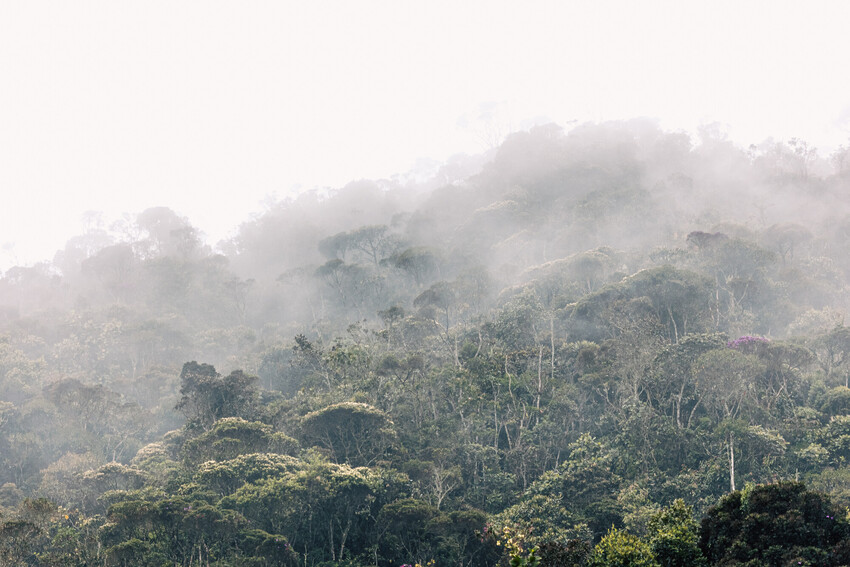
[4,119,850,352]
[3,2,849,270]
[2,118,850,509]
[4,4,850,564]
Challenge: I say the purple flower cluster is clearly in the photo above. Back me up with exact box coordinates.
[727,335,769,350]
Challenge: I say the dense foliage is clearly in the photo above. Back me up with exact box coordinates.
[3,121,850,564]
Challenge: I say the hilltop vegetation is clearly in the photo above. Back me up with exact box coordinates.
[3,120,850,565]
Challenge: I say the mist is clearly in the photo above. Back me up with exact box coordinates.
[3,117,850,564]
[3,2,850,564]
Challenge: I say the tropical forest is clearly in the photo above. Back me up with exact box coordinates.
[4,120,850,566]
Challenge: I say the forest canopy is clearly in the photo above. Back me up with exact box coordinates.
[3,121,850,565]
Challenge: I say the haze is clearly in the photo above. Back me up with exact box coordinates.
[6,3,850,563]
[1,0,849,271]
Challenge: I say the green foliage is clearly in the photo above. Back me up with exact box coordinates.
[496,524,541,567]
[7,122,850,565]
[181,417,298,465]
[236,528,298,566]
[587,527,659,567]
[175,362,259,431]
[570,266,713,343]
[496,434,621,545]
[390,247,438,286]
[194,452,301,496]
[646,500,704,567]
[221,457,384,564]
[537,539,592,567]
[699,481,850,567]
[300,402,396,467]
[379,497,440,564]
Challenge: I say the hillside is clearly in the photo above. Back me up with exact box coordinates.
[3,120,850,565]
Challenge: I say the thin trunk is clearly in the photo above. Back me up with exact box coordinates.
[338,518,351,562]
[493,390,499,449]
[503,423,512,450]
[675,379,686,429]
[668,305,679,343]
[454,334,460,367]
[715,273,721,330]
[550,316,555,382]
[536,345,543,425]
[687,398,701,429]
[729,432,736,492]
[329,519,335,561]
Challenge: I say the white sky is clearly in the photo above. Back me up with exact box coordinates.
[2,1,849,271]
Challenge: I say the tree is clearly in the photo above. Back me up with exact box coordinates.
[378,498,440,566]
[0,517,46,566]
[496,434,622,543]
[78,463,146,513]
[414,281,458,336]
[762,223,813,264]
[347,225,395,266]
[699,482,850,567]
[234,528,299,566]
[314,259,380,313]
[136,206,204,260]
[0,339,44,404]
[175,362,259,431]
[623,266,714,344]
[181,417,298,465]
[812,326,850,386]
[390,247,438,287]
[692,348,764,489]
[816,415,850,465]
[318,225,400,267]
[705,238,781,333]
[194,452,302,496]
[80,243,138,304]
[686,231,728,251]
[570,266,713,344]
[646,500,704,567]
[44,378,151,462]
[697,345,775,488]
[318,231,352,261]
[649,333,726,430]
[537,539,592,567]
[300,402,396,467]
[587,527,659,567]
[222,458,383,564]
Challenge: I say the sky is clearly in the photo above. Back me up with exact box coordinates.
[1,1,849,271]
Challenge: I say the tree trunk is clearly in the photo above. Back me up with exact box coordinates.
[536,345,543,425]
[550,316,555,383]
[729,432,736,492]
[667,305,679,343]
